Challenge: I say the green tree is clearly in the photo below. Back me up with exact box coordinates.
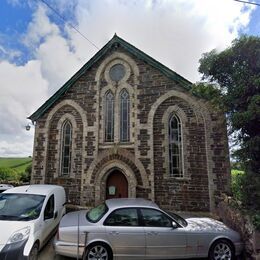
[198,35,260,209]
[20,164,32,183]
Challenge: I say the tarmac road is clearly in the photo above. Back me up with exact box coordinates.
[39,237,74,260]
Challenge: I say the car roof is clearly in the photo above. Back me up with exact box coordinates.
[3,184,63,196]
[105,198,159,211]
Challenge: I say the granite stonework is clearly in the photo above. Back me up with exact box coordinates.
[216,195,260,259]
[30,36,230,212]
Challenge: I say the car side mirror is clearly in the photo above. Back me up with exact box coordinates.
[172,221,178,229]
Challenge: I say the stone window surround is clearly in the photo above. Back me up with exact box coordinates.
[104,59,131,85]
[39,99,87,184]
[161,105,188,179]
[55,113,77,179]
[148,90,215,210]
[99,59,135,146]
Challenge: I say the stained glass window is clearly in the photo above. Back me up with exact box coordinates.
[109,64,125,82]
[169,115,183,177]
[61,121,72,176]
[120,89,130,142]
[105,91,114,142]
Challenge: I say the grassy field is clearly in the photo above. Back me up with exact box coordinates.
[0,157,32,173]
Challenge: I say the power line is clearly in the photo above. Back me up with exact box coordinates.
[234,0,260,6]
[38,0,100,50]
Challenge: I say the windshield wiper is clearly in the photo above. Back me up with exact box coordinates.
[18,216,36,221]
[0,215,21,220]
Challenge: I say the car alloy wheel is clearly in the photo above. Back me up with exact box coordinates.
[210,239,234,260]
[87,244,109,260]
[29,243,38,260]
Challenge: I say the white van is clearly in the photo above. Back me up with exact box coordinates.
[0,185,66,259]
[0,184,13,193]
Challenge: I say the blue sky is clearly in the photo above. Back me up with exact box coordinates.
[246,3,260,35]
[0,0,259,156]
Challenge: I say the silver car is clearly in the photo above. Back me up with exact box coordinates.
[54,198,243,260]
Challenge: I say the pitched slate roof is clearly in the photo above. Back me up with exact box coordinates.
[29,34,192,122]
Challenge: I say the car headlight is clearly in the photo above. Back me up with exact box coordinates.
[7,226,30,244]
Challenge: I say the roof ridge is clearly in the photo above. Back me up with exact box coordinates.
[29,35,192,122]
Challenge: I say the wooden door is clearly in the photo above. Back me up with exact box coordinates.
[106,170,128,199]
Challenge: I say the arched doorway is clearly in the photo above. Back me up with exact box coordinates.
[106,169,128,199]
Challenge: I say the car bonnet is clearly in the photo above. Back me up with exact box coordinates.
[0,220,33,246]
[185,217,231,233]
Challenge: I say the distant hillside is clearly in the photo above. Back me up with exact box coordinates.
[0,157,32,173]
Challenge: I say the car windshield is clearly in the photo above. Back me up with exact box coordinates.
[167,211,188,227]
[0,193,45,221]
[86,203,108,223]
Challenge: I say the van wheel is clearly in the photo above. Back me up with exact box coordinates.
[29,243,39,260]
[209,239,234,260]
[86,243,112,260]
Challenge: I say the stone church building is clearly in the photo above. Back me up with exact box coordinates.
[29,35,230,212]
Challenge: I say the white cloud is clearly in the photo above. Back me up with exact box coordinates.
[68,0,254,82]
[0,0,255,156]
[23,5,85,94]
[23,5,60,48]
[6,0,21,6]
[0,60,48,156]
[0,137,33,157]
[0,45,22,61]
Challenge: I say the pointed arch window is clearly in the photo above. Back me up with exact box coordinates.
[169,115,183,177]
[120,89,130,142]
[105,91,114,142]
[61,120,72,176]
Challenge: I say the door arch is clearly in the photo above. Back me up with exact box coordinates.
[106,169,128,199]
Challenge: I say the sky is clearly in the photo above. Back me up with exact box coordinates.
[0,0,259,157]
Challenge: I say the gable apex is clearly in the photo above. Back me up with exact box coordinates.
[29,34,192,122]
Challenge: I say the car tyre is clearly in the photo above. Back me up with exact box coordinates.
[209,239,235,260]
[86,243,112,260]
[29,243,39,260]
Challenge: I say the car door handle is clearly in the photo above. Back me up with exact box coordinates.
[109,231,119,235]
[147,231,158,235]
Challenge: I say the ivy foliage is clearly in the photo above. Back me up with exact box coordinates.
[191,82,223,110]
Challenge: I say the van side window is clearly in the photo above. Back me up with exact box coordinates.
[44,195,54,220]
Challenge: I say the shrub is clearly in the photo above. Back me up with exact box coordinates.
[231,169,246,202]
[19,164,31,183]
[252,213,260,230]
[0,167,19,181]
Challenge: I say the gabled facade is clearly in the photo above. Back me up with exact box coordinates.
[29,35,231,212]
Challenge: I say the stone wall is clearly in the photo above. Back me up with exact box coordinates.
[153,96,209,211]
[31,45,231,212]
[216,194,260,260]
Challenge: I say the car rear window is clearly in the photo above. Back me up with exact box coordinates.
[86,203,108,223]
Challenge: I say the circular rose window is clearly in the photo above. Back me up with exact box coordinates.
[109,64,125,82]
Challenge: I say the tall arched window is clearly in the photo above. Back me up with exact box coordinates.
[120,89,130,142]
[169,115,183,177]
[105,91,114,142]
[61,120,72,176]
